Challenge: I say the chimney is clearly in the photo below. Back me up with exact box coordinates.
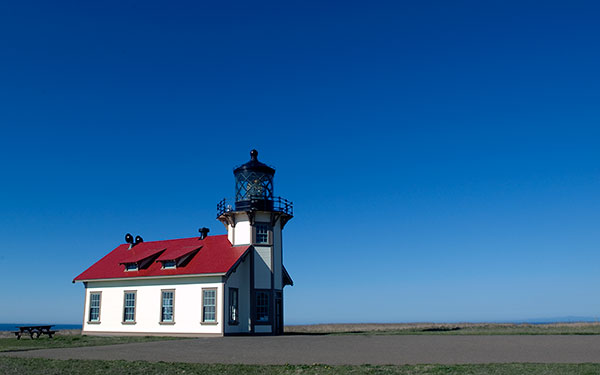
[199,227,210,240]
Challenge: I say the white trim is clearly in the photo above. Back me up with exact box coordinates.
[74,273,226,283]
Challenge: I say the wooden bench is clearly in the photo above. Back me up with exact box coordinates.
[13,325,57,339]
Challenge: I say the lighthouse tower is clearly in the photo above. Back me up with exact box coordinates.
[217,150,293,334]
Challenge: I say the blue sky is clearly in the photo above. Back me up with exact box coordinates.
[1,1,599,324]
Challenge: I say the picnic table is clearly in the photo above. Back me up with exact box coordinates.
[13,325,57,339]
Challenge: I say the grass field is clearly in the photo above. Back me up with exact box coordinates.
[1,357,600,375]
[285,322,600,335]
[0,335,179,353]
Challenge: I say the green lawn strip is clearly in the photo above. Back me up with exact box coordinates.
[0,335,181,353]
[1,358,600,375]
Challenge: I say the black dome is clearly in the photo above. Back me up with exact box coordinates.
[233,149,275,175]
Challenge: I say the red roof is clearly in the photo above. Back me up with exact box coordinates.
[156,245,202,262]
[119,246,166,264]
[74,235,250,282]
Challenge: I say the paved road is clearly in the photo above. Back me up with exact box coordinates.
[3,335,600,365]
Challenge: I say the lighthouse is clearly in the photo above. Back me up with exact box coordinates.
[217,150,293,334]
[75,149,293,336]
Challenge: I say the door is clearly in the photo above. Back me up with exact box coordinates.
[274,293,283,335]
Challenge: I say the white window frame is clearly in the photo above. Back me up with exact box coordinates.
[160,289,175,324]
[123,291,137,324]
[201,288,217,324]
[88,292,101,323]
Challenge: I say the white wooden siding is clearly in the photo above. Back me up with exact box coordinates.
[232,215,251,245]
[254,245,272,289]
[82,276,223,335]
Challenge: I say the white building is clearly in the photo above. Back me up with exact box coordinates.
[74,150,293,336]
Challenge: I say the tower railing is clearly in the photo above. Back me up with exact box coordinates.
[272,196,294,216]
[217,197,293,217]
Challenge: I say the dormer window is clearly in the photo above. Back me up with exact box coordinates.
[124,263,138,272]
[155,247,201,270]
[120,249,165,272]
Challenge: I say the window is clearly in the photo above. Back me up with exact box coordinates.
[229,288,239,324]
[89,292,101,322]
[255,223,270,244]
[256,290,269,322]
[162,260,176,269]
[125,263,138,271]
[123,291,136,323]
[161,290,174,323]
[202,289,217,323]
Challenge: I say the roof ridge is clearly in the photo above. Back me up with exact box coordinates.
[118,233,228,246]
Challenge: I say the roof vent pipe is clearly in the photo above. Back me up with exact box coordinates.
[125,233,144,249]
[125,233,134,249]
[199,227,210,240]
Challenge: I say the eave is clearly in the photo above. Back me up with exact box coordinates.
[224,246,252,278]
[283,265,294,287]
[73,272,226,284]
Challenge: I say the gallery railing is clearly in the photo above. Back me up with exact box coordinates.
[217,196,293,217]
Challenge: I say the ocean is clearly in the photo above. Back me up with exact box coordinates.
[0,324,82,331]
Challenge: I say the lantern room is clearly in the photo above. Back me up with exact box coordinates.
[233,150,275,211]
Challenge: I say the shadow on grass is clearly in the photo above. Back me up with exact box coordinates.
[421,327,461,332]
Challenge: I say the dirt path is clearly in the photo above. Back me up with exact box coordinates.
[3,335,600,365]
